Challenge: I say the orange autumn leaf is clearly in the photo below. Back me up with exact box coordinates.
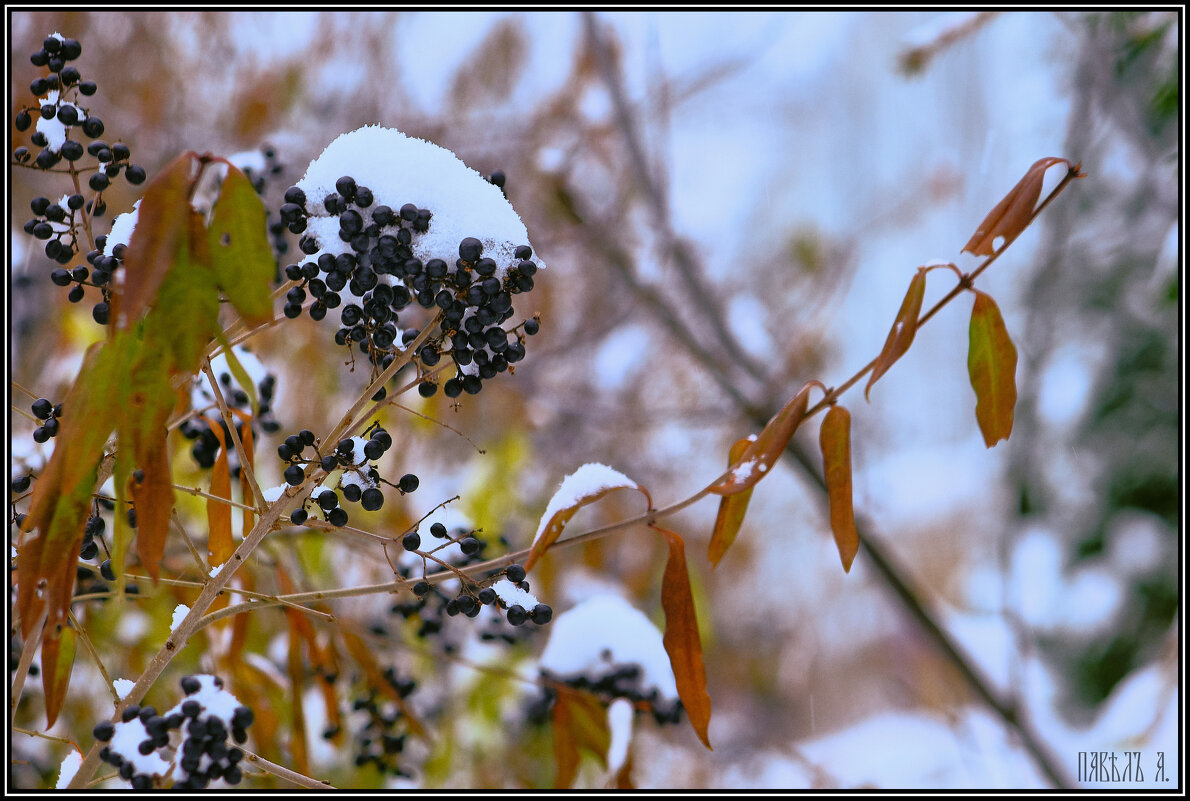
[962,157,1081,256]
[237,415,256,536]
[967,290,1018,447]
[524,464,651,573]
[204,418,234,567]
[820,406,859,573]
[708,438,756,568]
[866,267,927,401]
[652,525,713,750]
[706,383,813,496]
[552,687,610,789]
[343,632,427,739]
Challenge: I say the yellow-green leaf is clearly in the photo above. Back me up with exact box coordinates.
[42,624,76,728]
[968,290,1018,447]
[708,438,755,568]
[866,268,926,401]
[820,405,859,573]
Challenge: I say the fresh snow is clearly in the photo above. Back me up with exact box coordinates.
[539,594,677,701]
[532,463,639,547]
[491,577,539,610]
[606,697,635,774]
[102,201,140,255]
[54,750,83,789]
[295,126,541,276]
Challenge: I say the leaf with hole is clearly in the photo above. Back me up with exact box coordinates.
[962,157,1081,256]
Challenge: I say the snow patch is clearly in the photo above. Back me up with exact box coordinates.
[540,594,677,700]
[296,126,541,275]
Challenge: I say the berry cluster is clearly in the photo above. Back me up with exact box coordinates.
[91,674,254,789]
[28,397,63,444]
[280,424,416,528]
[14,33,146,326]
[14,35,145,183]
[277,174,540,398]
[78,514,105,561]
[335,668,417,778]
[527,667,683,730]
[391,559,553,653]
[179,365,281,471]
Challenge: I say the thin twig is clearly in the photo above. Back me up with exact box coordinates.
[202,358,265,510]
[241,749,334,789]
[66,609,120,703]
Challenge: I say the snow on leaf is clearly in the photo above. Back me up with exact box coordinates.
[708,438,757,568]
[524,463,650,572]
[54,749,83,789]
[707,383,813,496]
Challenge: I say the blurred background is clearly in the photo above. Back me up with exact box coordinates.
[9,10,1180,789]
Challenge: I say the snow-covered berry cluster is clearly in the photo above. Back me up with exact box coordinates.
[15,33,148,326]
[273,126,545,402]
[90,674,253,789]
[279,178,539,400]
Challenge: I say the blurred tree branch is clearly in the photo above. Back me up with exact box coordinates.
[580,11,1075,788]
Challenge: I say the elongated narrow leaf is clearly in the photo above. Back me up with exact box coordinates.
[343,633,427,738]
[553,687,610,789]
[285,611,311,776]
[41,624,76,728]
[866,268,927,401]
[205,419,234,566]
[652,525,712,749]
[706,384,812,496]
[237,417,256,537]
[18,338,128,637]
[112,153,195,328]
[525,464,650,572]
[708,438,756,567]
[962,157,1079,256]
[820,406,859,573]
[967,290,1018,447]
